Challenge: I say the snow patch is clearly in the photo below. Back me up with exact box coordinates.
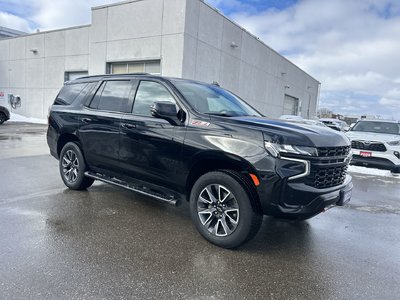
[9,113,47,125]
[348,165,399,179]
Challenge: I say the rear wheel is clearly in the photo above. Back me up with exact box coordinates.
[59,142,94,190]
[0,112,6,125]
[190,170,262,248]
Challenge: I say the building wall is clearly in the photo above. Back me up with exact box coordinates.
[182,0,319,118]
[0,26,90,118]
[89,0,186,77]
[0,0,188,119]
[0,0,319,119]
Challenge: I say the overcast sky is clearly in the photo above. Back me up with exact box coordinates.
[1,0,399,119]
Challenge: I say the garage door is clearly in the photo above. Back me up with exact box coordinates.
[283,95,299,115]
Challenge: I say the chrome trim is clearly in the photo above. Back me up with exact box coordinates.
[280,156,310,181]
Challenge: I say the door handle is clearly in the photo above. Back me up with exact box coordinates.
[121,123,136,129]
[81,117,92,123]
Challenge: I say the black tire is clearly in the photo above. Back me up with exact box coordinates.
[0,112,6,125]
[391,166,400,175]
[59,142,94,190]
[190,170,263,249]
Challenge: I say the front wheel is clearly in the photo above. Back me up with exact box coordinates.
[190,171,262,249]
[59,142,94,190]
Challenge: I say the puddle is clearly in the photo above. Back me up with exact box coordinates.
[348,204,400,215]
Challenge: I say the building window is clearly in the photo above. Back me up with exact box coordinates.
[64,71,88,82]
[108,60,161,75]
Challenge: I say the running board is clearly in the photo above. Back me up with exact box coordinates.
[84,171,179,206]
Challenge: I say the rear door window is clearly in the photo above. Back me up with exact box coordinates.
[89,80,133,113]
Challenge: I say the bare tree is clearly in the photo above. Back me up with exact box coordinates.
[318,108,333,118]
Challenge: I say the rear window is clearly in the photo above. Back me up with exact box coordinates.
[55,83,89,105]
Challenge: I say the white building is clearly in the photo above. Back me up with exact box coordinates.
[0,0,320,119]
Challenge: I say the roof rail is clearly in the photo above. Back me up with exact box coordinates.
[122,72,151,76]
[74,73,154,80]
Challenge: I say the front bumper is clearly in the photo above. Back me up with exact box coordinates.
[350,149,400,172]
[256,152,353,219]
[261,175,352,219]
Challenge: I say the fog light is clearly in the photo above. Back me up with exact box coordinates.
[394,151,400,159]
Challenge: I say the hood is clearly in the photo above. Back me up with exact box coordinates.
[216,116,351,148]
[346,131,400,143]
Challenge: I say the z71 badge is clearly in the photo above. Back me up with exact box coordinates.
[191,120,210,127]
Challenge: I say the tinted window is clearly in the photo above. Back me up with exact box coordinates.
[56,83,87,105]
[89,81,132,113]
[73,82,96,105]
[133,81,175,116]
[89,82,105,109]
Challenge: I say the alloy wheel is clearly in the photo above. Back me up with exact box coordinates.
[62,149,79,183]
[197,184,240,236]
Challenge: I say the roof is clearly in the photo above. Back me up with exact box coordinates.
[0,26,27,38]
[70,73,221,87]
[70,73,180,84]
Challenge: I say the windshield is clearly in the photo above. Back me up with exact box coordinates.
[172,81,262,117]
[351,121,400,135]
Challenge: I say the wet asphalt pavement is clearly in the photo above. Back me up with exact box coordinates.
[0,122,399,300]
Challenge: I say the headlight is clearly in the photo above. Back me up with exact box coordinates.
[264,141,318,157]
[388,140,400,146]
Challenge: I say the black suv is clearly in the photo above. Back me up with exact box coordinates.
[47,74,353,248]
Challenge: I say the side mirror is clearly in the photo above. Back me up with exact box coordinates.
[151,101,183,125]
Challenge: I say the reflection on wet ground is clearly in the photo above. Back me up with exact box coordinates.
[1,122,400,299]
[0,122,48,159]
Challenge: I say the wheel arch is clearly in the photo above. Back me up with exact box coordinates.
[185,152,262,213]
[57,133,81,157]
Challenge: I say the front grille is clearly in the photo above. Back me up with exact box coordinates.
[318,146,351,157]
[306,165,348,189]
[351,140,386,152]
[304,146,350,189]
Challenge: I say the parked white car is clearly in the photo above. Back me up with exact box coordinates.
[280,115,328,127]
[320,118,349,131]
[346,120,400,174]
